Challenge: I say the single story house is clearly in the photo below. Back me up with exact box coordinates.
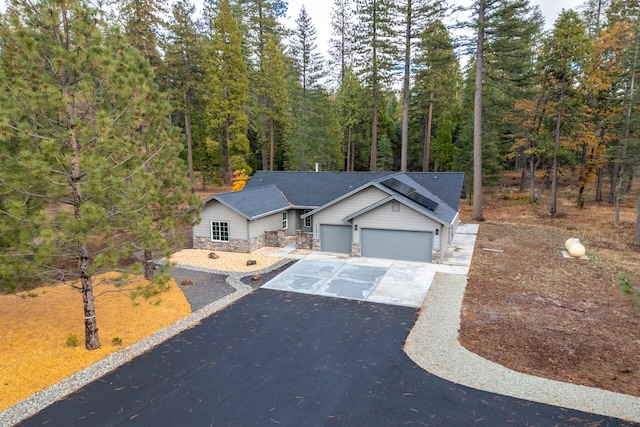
[193,171,465,263]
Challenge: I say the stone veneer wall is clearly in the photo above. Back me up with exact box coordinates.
[193,237,250,253]
[431,250,441,263]
[264,230,286,247]
[351,243,361,257]
[312,239,321,251]
[296,230,313,250]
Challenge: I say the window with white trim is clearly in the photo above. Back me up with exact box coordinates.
[211,221,229,242]
[282,211,288,229]
[303,210,311,228]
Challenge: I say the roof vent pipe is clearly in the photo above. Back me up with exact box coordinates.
[315,163,319,172]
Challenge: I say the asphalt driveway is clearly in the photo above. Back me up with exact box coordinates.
[18,289,628,426]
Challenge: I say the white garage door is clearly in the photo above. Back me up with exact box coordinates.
[319,224,352,253]
[361,228,433,262]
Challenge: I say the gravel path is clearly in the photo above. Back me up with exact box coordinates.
[169,260,298,311]
[169,267,235,312]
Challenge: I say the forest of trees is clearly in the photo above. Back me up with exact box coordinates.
[0,0,639,347]
[109,0,639,219]
[0,0,631,213]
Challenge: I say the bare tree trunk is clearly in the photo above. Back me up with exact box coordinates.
[615,42,637,223]
[370,9,378,172]
[260,111,267,171]
[424,92,434,172]
[371,80,378,171]
[609,163,618,204]
[595,167,603,202]
[472,0,485,221]
[225,117,232,185]
[269,118,275,171]
[529,156,537,202]
[550,79,567,216]
[636,193,640,246]
[519,159,526,192]
[144,249,155,280]
[60,13,101,348]
[346,125,353,172]
[80,257,100,350]
[400,0,412,172]
[184,91,194,193]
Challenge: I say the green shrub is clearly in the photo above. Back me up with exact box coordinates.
[65,334,79,347]
[617,274,640,311]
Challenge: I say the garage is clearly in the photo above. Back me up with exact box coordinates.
[319,224,352,253]
[361,228,433,262]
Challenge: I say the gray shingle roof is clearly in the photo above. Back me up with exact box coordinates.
[245,171,465,211]
[207,185,290,220]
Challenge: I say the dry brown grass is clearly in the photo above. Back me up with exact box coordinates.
[0,276,191,412]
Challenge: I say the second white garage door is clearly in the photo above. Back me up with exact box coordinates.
[361,228,433,262]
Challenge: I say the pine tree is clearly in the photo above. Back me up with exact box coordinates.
[542,10,590,216]
[336,67,367,171]
[606,0,640,223]
[330,0,356,87]
[413,19,461,172]
[259,36,290,170]
[0,0,200,350]
[116,0,165,70]
[164,0,207,192]
[472,0,486,220]
[287,6,330,171]
[207,0,251,184]
[354,0,398,171]
[397,0,446,172]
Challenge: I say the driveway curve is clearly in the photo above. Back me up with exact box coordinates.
[17,289,630,426]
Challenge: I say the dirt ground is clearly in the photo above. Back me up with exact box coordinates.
[458,174,640,397]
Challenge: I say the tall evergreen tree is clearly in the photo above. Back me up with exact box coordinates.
[164,0,207,192]
[354,0,398,171]
[286,6,331,171]
[0,0,199,349]
[398,0,445,172]
[290,6,325,92]
[116,0,165,70]
[207,0,251,184]
[259,36,290,170]
[413,19,461,172]
[542,10,589,216]
[336,67,368,171]
[606,0,640,223]
[330,0,356,87]
[472,0,486,220]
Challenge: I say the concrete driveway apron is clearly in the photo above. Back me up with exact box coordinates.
[261,253,438,307]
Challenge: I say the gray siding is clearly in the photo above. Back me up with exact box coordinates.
[194,202,248,241]
[312,187,388,237]
[352,201,442,249]
[248,213,282,239]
